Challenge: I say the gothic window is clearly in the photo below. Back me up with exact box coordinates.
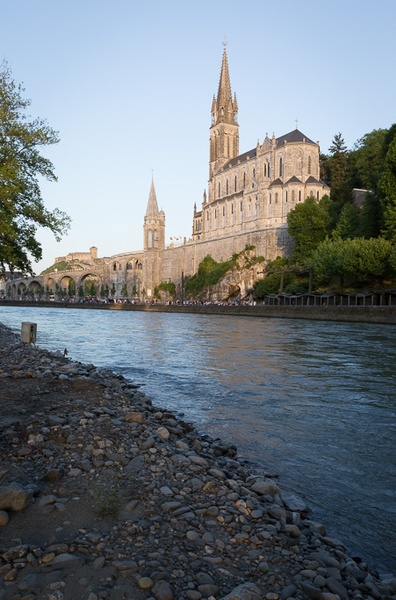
[215,209,217,219]
[231,203,234,214]
[226,179,229,194]
[308,156,312,174]
[285,191,288,203]
[317,191,319,200]
[279,157,283,178]
[253,168,256,179]
[113,263,117,271]
[218,182,221,198]
[269,194,272,205]
[264,163,267,177]
[298,190,301,202]
[275,193,278,204]
[223,205,225,216]
[243,172,246,187]
[148,229,153,248]
[240,200,243,211]
[268,164,271,178]
[234,175,237,192]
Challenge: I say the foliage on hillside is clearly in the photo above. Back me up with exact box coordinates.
[184,247,264,298]
[40,261,85,275]
[154,281,176,300]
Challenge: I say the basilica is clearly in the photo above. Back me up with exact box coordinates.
[4,47,329,301]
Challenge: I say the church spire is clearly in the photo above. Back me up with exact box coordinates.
[145,177,159,219]
[209,44,239,177]
[212,45,238,127]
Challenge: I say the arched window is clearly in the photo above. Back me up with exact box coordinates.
[308,156,312,175]
[298,190,301,202]
[279,157,283,178]
[268,164,271,178]
[264,163,267,177]
[243,172,246,187]
[285,191,288,203]
[269,194,272,205]
[147,230,153,248]
[253,168,256,179]
[218,182,221,198]
[234,175,237,192]
[226,179,229,194]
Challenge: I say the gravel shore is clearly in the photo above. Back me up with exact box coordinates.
[0,322,395,600]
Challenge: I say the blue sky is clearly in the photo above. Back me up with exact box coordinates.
[2,0,395,274]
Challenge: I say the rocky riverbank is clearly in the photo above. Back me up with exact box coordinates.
[0,322,395,600]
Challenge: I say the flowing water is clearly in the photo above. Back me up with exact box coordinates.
[1,305,395,574]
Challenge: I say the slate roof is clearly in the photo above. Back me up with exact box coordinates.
[220,129,316,172]
[276,129,316,146]
[269,178,283,187]
[285,176,302,184]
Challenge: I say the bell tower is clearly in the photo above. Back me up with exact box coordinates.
[143,178,165,298]
[209,44,239,177]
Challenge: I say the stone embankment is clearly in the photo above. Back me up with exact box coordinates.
[0,323,395,600]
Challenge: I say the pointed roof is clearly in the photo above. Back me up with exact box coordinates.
[145,178,159,219]
[285,176,303,185]
[217,47,233,109]
[276,129,316,146]
[212,45,238,126]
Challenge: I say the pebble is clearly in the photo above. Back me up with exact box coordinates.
[0,322,395,600]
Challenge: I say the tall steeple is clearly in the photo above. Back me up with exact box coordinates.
[209,44,239,177]
[143,177,165,297]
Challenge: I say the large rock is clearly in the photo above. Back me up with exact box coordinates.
[0,482,33,511]
[219,582,261,600]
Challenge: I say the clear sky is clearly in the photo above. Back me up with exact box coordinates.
[2,0,395,274]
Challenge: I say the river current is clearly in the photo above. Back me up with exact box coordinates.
[0,306,395,574]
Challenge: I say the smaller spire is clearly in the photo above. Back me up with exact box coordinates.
[145,178,160,219]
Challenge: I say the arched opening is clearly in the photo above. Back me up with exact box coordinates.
[60,275,76,297]
[80,273,101,299]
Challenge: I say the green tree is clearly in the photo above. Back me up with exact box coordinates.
[379,137,396,243]
[321,133,351,211]
[332,203,361,240]
[287,195,331,263]
[349,129,388,192]
[312,237,394,287]
[0,62,70,273]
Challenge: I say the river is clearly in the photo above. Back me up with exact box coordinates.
[0,305,395,574]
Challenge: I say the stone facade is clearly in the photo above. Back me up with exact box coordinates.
[4,47,329,301]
